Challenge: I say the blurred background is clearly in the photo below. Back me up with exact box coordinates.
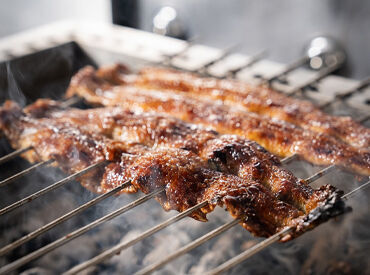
[0,0,369,78]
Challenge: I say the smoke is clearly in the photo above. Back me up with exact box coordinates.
[6,62,27,107]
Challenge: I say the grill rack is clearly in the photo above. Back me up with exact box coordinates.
[0,32,369,274]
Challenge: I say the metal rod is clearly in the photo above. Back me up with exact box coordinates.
[0,146,33,166]
[342,179,370,200]
[0,159,55,188]
[262,55,310,84]
[134,160,337,274]
[205,226,293,275]
[206,179,370,275]
[134,219,239,275]
[200,44,240,71]
[319,76,370,109]
[0,180,131,256]
[286,55,345,96]
[281,154,298,164]
[161,36,198,61]
[305,165,335,184]
[64,201,208,275]
[0,161,106,216]
[227,49,268,77]
[0,187,163,274]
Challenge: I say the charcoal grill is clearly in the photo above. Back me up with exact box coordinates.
[0,21,369,275]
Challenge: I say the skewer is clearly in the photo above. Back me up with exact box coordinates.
[0,159,55,188]
[319,76,370,109]
[305,165,335,184]
[0,180,131,256]
[206,179,370,275]
[0,187,165,274]
[226,49,268,77]
[65,157,344,274]
[161,36,198,62]
[0,161,106,216]
[64,201,208,275]
[130,160,340,274]
[286,54,345,96]
[198,43,241,73]
[281,154,298,164]
[134,219,240,275]
[262,55,310,85]
[0,146,32,166]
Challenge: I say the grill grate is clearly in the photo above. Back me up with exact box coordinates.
[0,33,369,274]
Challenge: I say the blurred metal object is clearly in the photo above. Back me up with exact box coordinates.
[152,6,188,40]
[304,35,346,70]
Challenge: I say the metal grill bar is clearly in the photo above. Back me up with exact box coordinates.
[135,219,240,275]
[0,180,131,256]
[286,55,345,96]
[263,55,310,84]
[305,165,335,184]
[199,44,240,73]
[206,179,370,275]
[281,154,298,164]
[227,50,267,77]
[161,36,198,62]
[319,76,370,109]
[0,161,106,216]
[130,158,340,274]
[0,146,32,165]
[206,226,293,275]
[64,201,209,275]
[0,186,164,274]
[0,159,55,188]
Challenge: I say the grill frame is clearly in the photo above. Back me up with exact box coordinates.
[0,21,369,275]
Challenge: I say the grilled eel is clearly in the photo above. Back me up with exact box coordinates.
[96,64,370,149]
[66,66,370,176]
[0,100,345,240]
[28,98,334,214]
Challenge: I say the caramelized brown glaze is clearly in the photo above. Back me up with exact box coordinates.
[0,100,345,241]
[66,66,370,176]
[39,100,328,214]
[97,64,370,149]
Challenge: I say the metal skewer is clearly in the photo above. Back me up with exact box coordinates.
[226,49,268,77]
[198,43,241,74]
[0,146,33,166]
[262,55,310,85]
[161,36,198,62]
[318,76,370,109]
[0,159,55,188]
[206,179,370,275]
[0,161,106,216]
[134,219,240,275]
[286,54,345,96]
[0,180,131,256]
[0,187,164,274]
[130,159,341,274]
[64,200,208,275]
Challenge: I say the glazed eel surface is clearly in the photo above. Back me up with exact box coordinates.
[0,100,345,241]
[66,66,370,176]
[97,64,370,149]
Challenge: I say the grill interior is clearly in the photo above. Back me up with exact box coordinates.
[0,31,369,275]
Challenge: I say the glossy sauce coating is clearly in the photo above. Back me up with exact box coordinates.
[99,64,370,149]
[0,100,345,241]
[43,101,329,214]
[66,66,370,176]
